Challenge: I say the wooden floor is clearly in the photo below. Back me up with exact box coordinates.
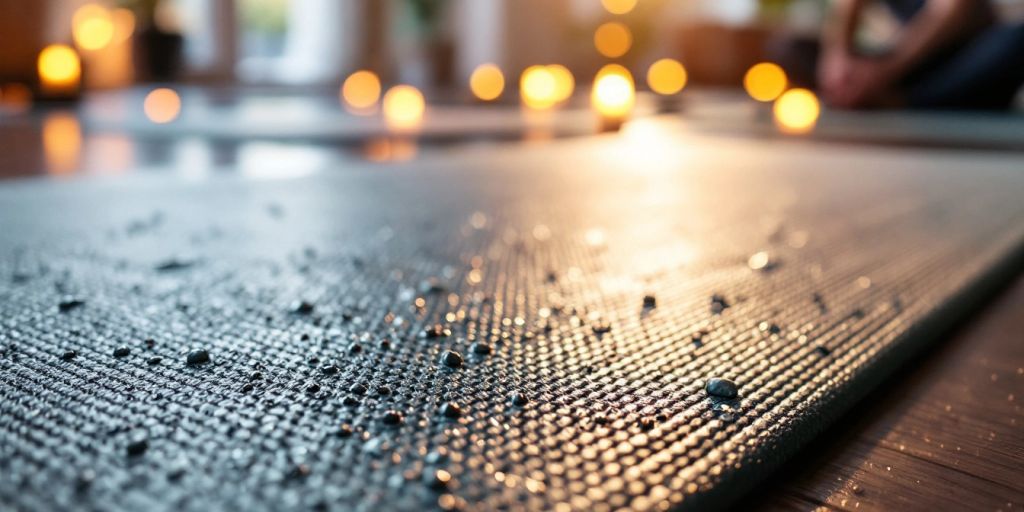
[743,275,1024,511]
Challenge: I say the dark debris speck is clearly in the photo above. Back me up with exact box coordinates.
[381,410,404,426]
[439,350,464,369]
[186,349,210,365]
[58,298,85,312]
[126,438,148,457]
[705,377,739,399]
[440,401,462,418]
[291,301,315,315]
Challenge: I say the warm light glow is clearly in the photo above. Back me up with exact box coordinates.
[546,64,575,103]
[601,0,637,15]
[144,88,181,124]
[364,137,417,162]
[382,85,426,132]
[111,8,136,44]
[37,45,81,89]
[73,4,115,51]
[520,65,557,109]
[469,63,505,101]
[773,88,820,134]
[594,22,632,58]
[592,64,635,119]
[341,70,381,114]
[744,62,788,102]
[646,58,687,95]
[43,112,82,176]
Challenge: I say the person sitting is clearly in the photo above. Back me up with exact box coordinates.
[775,0,1024,110]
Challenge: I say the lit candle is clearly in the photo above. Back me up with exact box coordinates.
[37,44,82,99]
[773,88,820,135]
[144,88,181,124]
[382,85,425,133]
[744,62,788,124]
[342,70,381,115]
[591,64,635,132]
[520,66,557,110]
[646,58,687,112]
[470,63,504,102]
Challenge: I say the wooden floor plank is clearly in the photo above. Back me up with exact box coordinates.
[743,276,1024,511]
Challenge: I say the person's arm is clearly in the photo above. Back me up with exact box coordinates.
[822,0,869,55]
[880,0,993,81]
[817,0,869,104]
[823,0,994,108]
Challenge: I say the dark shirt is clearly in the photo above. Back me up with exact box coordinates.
[885,0,926,22]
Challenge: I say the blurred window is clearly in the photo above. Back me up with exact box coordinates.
[161,0,356,84]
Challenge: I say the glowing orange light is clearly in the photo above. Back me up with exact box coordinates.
[592,64,635,120]
[364,137,417,162]
[601,0,637,15]
[143,88,181,124]
[382,85,426,132]
[520,65,557,109]
[646,58,687,95]
[37,45,81,91]
[111,8,136,44]
[341,70,381,114]
[73,4,115,51]
[744,62,788,102]
[773,88,820,134]
[546,64,575,103]
[43,112,82,176]
[469,63,505,101]
[594,22,632,58]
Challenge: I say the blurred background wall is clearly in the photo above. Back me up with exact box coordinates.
[1,0,1022,94]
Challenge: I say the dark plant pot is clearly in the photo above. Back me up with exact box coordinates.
[133,27,184,82]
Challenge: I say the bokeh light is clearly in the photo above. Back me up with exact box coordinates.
[364,137,417,162]
[520,65,557,109]
[43,112,82,176]
[592,64,635,119]
[37,45,81,89]
[469,63,505,101]
[72,4,115,51]
[601,0,637,15]
[646,58,688,95]
[144,88,182,124]
[111,8,136,44]
[744,62,788,102]
[341,70,382,114]
[773,88,820,134]
[546,64,575,103]
[382,85,426,132]
[594,22,632,58]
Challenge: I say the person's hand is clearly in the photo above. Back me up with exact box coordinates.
[817,47,855,98]
[822,55,899,109]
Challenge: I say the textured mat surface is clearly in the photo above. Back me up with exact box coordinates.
[1,134,1023,511]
